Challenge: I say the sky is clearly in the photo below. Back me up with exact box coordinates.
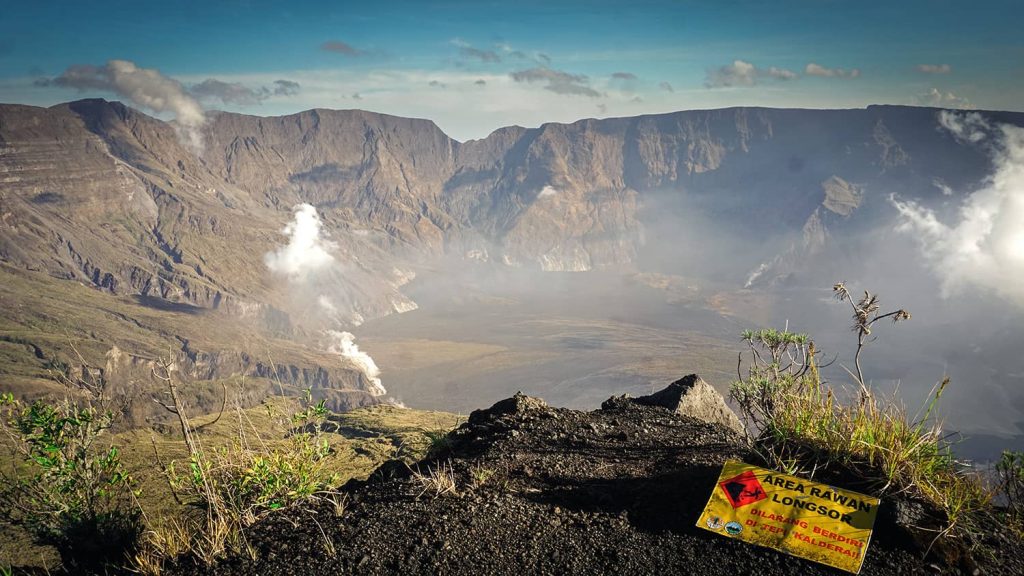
[1,0,1022,141]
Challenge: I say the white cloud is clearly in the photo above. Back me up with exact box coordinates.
[917,64,952,74]
[933,178,954,196]
[914,87,974,110]
[892,112,1024,307]
[704,60,798,88]
[805,63,861,78]
[940,110,989,142]
[766,67,798,80]
[264,203,337,280]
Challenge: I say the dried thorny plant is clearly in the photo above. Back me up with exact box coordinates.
[832,282,911,400]
[996,451,1024,529]
[731,327,822,433]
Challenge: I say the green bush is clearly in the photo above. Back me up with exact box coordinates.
[729,285,990,539]
[996,450,1024,525]
[0,392,141,572]
[159,385,343,563]
[168,415,339,525]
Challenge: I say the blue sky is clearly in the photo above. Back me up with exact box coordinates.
[1,0,1021,140]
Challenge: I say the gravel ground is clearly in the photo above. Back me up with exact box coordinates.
[173,392,1023,576]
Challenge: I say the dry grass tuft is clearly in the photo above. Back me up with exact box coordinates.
[411,460,459,499]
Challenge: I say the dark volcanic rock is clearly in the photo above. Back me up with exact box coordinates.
[173,387,1024,576]
[467,391,550,424]
[624,373,743,433]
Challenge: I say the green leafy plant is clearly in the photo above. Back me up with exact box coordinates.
[423,428,454,458]
[996,450,1024,527]
[0,391,141,572]
[152,363,343,565]
[468,462,495,489]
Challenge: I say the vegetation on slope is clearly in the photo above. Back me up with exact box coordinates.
[0,359,462,574]
[730,283,1020,561]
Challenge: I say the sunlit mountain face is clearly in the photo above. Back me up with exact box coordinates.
[1,0,1023,462]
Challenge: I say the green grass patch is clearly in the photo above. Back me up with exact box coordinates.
[730,286,993,547]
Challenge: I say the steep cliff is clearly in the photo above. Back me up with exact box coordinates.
[3,100,1024,415]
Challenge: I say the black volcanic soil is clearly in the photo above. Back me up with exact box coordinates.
[179,392,1023,576]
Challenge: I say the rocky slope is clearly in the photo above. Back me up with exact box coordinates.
[175,377,1022,575]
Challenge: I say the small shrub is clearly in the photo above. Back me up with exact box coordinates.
[996,450,1024,525]
[730,284,989,541]
[168,427,340,526]
[0,392,141,572]
[153,368,343,565]
[423,428,453,458]
[469,463,495,489]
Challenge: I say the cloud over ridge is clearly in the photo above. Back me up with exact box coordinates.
[704,60,797,88]
[893,111,1024,307]
[511,67,601,97]
[43,59,206,151]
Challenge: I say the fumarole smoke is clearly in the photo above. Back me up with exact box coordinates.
[265,203,388,396]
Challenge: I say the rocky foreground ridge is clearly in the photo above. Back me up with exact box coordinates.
[176,376,1024,576]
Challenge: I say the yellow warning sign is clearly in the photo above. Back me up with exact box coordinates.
[697,460,880,574]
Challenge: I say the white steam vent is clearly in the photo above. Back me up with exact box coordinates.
[264,204,388,399]
[538,185,559,198]
[264,203,337,280]
[326,330,386,396]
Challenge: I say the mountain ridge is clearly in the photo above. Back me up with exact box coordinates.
[3,98,1023,424]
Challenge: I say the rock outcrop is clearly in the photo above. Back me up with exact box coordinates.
[174,383,1024,575]
[621,373,744,433]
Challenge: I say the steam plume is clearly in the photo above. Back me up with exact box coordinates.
[264,204,389,398]
[264,204,337,280]
[48,59,206,152]
[892,111,1024,306]
[326,330,386,396]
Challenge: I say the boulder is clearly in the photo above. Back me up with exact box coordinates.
[632,374,744,433]
[468,392,550,425]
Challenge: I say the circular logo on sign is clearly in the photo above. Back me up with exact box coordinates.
[706,516,724,530]
[725,521,743,535]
